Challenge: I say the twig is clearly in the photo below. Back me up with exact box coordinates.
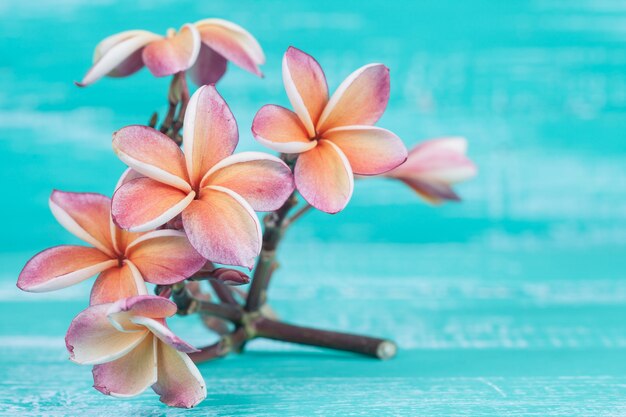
[210,280,238,305]
[284,203,312,228]
[195,299,243,323]
[245,191,298,312]
[254,318,397,360]
[158,72,189,145]
[189,327,249,363]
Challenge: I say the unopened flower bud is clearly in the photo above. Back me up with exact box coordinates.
[211,268,250,286]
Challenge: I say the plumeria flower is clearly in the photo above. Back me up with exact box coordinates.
[252,47,408,213]
[65,295,206,408]
[77,19,264,87]
[111,85,295,268]
[17,190,205,304]
[384,137,477,204]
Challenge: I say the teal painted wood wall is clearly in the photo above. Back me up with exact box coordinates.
[2,0,626,415]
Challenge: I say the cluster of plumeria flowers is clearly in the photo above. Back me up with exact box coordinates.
[17,18,476,408]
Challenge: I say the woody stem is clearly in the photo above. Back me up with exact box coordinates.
[245,189,298,312]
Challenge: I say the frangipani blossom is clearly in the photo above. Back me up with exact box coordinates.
[385,137,477,204]
[252,47,408,213]
[66,296,206,408]
[111,85,295,268]
[77,19,264,87]
[17,190,205,304]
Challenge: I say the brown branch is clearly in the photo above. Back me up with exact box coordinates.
[189,327,249,364]
[171,283,242,322]
[284,203,312,228]
[245,190,298,312]
[158,72,189,145]
[254,318,397,360]
[195,299,243,323]
[210,280,238,305]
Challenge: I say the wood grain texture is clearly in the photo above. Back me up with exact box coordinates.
[3,0,626,415]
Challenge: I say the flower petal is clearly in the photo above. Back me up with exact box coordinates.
[112,177,195,232]
[93,335,157,397]
[294,140,354,214]
[399,178,461,204]
[251,104,316,154]
[17,246,117,293]
[49,190,116,257]
[113,125,190,192]
[77,30,161,86]
[110,169,148,254]
[200,152,295,211]
[282,47,328,136]
[131,317,198,353]
[125,230,205,285]
[182,186,261,268]
[188,43,228,85]
[107,295,178,333]
[323,125,407,175]
[66,303,149,365]
[89,262,148,305]
[316,64,390,133]
[142,24,201,77]
[114,168,146,190]
[152,342,206,408]
[391,137,477,183]
[183,85,238,188]
[195,18,264,77]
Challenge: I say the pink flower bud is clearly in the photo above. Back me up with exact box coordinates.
[385,137,477,204]
[211,268,250,286]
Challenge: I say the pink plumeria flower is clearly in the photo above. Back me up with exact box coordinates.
[111,85,295,268]
[17,190,205,304]
[77,19,264,87]
[385,137,477,204]
[66,296,206,408]
[252,47,408,213]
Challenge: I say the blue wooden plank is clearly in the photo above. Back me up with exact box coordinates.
[2,0,626,415]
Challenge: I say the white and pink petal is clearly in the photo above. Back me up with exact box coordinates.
[183,85,239,188]
[323,125,407,175]
[113,125,191,191]
[130,316,198,353]
[66,303,149,365]
[282,46,328,135]
[49,190,116,256]
[317,64,390,133]
[112,177,195,232]
[77,30,161,86]
[188,44,228,85]
[142,24,201,77]
[107,295,179,333]
[152,342,206,408]
[89,261,148,305]
[125,230,205,285]
[294,140,354,214]
[18,245,117,293]
[200,152,294,211]
[251,104,316,154]
[195,18,264,77]
[183,186,262,268]
[93,335,158,397]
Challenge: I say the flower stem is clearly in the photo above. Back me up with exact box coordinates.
[284,203,312,228]
[245,191,298,312]
[189,327,249,363]
[254,318,397,359]
[159,72,189,144]
[210,280,238,305]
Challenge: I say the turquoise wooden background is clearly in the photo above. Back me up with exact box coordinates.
[2,0,626,415]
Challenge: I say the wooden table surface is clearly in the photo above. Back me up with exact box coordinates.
[2,0,626,415]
